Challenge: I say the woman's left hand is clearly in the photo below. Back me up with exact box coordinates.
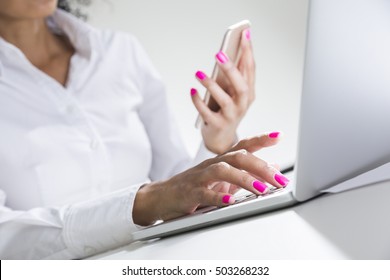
[191,29,255,154]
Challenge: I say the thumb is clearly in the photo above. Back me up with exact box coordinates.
[230,132,282,153]
[199,189,236,207]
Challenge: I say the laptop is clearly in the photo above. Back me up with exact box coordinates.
[132,0,390,241]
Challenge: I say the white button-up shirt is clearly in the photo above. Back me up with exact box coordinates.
[0,10,212,259]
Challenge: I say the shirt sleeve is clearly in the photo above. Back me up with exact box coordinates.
[0,182,146,259]
[0,34,218,260]
[127,36,220,179]
[127,35,197,180]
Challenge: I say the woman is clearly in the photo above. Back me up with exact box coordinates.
[0,0,289,259]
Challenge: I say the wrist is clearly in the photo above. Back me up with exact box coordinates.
[133,181,164,226]
[204,133,238,154]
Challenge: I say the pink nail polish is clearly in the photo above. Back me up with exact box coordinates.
[253,180,268,193]
[269,132,280,138]
[274,173,289,187]
[195,71,207,80]
[216,51,228,64]
[222,195,234,204]
[245,29,251,40]
[190,88,197,96]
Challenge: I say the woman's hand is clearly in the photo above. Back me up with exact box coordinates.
[191,29,255,154]
[133,132,289,226]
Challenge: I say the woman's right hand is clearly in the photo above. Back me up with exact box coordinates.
[133,132,289,226]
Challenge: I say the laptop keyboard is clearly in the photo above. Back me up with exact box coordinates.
[234,187,284,204]
[194,187,286,215]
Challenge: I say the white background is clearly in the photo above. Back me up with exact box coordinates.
[86,0,309,167]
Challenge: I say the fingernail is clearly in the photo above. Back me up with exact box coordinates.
[190,88,197,96]
[253,180,268,193]
[245,29,251,40]
[268,132,280,138]
[222,195,235,204]
[195,70,207,80]
[274,173,289,187]
[216,51,229,64]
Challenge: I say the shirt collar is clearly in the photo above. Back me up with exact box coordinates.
[47,9,100,59]
[0,9,100,78]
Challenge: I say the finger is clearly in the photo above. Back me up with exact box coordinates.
[214,183,241,195]
[209,181,231,192]
[230,131,282,153]
[250,162,281,180]
[269,162,280,171]
[190,87,218,125]
[195,71,234,113]
[238,28,256,96]
[249,164,279,184]
[210,182,241,194]
[198,188,236,207]
[229,184,241,193]
[202,161,270,195]
[215,51,250,107]
[198,182,233,208]
[222,149,289,188]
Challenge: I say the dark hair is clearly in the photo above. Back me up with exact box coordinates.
[57,0,91,20]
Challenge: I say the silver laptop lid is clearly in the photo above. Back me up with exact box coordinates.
[294,0,390,201]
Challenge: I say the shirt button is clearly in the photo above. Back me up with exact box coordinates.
[90,140,99,150]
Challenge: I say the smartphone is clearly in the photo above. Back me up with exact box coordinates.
[196,20,251,128]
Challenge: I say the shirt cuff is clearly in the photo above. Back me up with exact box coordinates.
[62,181,148,258]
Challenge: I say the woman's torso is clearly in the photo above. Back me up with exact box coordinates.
[0,21,153,210]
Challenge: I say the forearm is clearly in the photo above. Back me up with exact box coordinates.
[133,182,165,226]
[0,185,141,259]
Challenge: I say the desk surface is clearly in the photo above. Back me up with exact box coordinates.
[91,180,390,260]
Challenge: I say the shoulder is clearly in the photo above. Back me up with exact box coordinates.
[91,28,160,79]
[93,29,147,60]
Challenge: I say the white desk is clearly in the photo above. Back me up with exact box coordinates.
[91,180,390,259]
